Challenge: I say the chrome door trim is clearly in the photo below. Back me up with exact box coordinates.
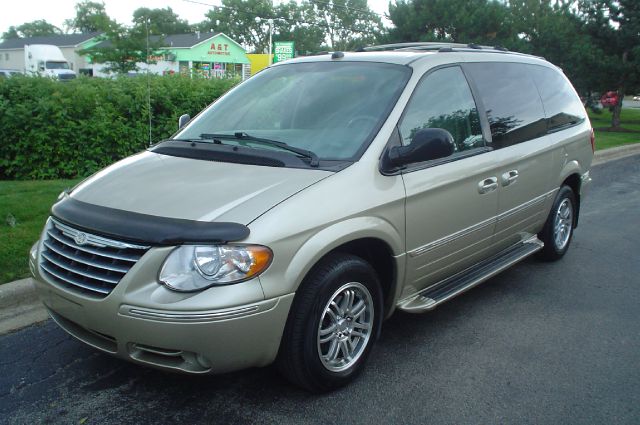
[496,190,555,222]
[408,189,557,258]
[408,216,496,257]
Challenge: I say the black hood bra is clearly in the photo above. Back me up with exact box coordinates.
[51,196,250,245]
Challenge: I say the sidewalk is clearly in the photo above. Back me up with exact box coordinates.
[1,143,639,335]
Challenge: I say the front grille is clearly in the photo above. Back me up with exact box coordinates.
[40,218,149,297]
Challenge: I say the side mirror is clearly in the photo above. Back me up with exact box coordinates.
[386,128,455,168]
[178,113,191,130]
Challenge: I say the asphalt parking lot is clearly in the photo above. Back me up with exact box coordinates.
[1,155,639,425]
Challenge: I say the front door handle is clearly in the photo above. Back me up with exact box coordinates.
[501,170,519,186]
[478,177,498,194]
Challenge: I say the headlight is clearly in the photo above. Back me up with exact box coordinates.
[159,245,273,292]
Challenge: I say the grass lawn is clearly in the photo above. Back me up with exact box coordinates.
[0,179,80,284]
[588,107,640,150]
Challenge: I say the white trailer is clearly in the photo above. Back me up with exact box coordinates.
[24,44,76,80]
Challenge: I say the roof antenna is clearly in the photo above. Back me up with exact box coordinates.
[146,18,152,147]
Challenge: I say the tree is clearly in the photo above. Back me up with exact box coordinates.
[199,0,382,53]
[132,7,191,35]
[387,0,516,47]
[309,0,383,50]
[273,1,325,54]
[200,0,276,53]
[578,0,640,128]
[79,24,163,74]
[1,20,62,39]
[509,1,605,96]
[65,1,114,33]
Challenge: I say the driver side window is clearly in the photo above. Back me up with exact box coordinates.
[399,66,484,153]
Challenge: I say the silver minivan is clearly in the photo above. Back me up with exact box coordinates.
[30,43,593,392]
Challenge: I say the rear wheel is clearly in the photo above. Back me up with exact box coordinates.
[277,253,383,392]
[538,185,577,261]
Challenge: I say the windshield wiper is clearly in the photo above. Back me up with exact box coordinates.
[200,132,319,167]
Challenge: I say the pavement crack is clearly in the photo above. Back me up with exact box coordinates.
[10,351,101,396]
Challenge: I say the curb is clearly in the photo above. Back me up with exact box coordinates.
[593,143,640,166]
[0,278,48,335]
[0,144,639,336]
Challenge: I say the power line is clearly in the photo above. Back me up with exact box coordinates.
[183,0,384,21]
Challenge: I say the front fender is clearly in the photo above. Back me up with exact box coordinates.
[285,216,404,286]
[258,216,405,301]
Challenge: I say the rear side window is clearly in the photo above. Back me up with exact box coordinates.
[529,65,586,132]
[465,62,546,148]
[399,66,484,153]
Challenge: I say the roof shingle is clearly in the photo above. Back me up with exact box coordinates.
[0,33,102,50]
[92,32,220,49]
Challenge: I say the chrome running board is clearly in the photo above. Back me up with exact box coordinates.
[397,236,544,313]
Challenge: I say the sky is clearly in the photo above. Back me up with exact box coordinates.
[0,0,392,34]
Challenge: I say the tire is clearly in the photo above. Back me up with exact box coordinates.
[277,253,383,392]
[537,185,577,261]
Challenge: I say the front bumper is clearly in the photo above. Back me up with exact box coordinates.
[30,243,293,374]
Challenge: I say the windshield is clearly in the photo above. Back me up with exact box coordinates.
[46,61,69,70]
[177,62,411,161]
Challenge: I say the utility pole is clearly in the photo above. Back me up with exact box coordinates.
[268,19,273,65]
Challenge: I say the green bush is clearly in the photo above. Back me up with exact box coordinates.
[0,75,237,179]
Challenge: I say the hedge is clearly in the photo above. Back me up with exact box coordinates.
[0,75,238,179]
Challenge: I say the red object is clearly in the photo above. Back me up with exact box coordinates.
[600,91,619,108]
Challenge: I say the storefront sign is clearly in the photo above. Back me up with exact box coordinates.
[208,43,231,56]
[274,41,294,63]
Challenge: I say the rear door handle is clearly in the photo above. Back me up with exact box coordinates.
[501,170,519,186]
[478,177,498,194]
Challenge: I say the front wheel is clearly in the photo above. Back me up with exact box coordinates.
[538,185,577,261]
[277,253,383,392]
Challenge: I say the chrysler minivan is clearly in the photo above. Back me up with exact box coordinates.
[30,43,593,392]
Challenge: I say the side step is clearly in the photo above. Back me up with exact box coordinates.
[397,236,544,313]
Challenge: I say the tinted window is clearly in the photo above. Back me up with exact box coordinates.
[466,62,546,148]
[399,66,483,153]
[178,62,411,161]
[529,65,586,132]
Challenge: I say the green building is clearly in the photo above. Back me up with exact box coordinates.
[92,32,251,79]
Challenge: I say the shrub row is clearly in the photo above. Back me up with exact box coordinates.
[0,75,237,179]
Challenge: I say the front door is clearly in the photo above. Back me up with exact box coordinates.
[400,65,501,297]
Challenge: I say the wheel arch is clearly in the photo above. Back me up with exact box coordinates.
[560,171,582,227]
[557,160,585,227]
[283,217,405,319]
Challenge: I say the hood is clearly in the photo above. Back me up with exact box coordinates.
[71,151,332,225]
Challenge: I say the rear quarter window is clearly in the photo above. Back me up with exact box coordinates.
[529,65,586,132]
[465,62,547,148]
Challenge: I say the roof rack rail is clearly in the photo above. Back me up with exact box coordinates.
[359,42,543,59]
[362,42,469,52]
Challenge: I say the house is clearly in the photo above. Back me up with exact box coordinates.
[0,33,102,73]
